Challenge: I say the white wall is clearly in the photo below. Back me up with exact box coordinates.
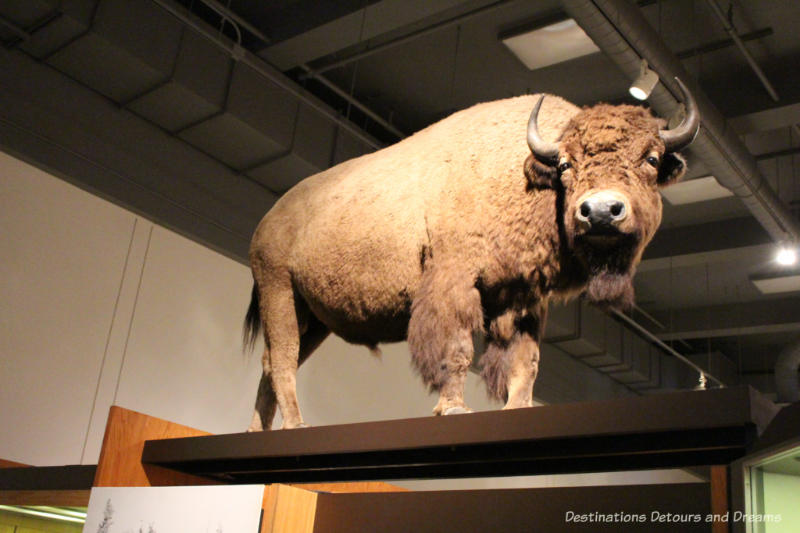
[0,150,261,465]
[0,150,698,487]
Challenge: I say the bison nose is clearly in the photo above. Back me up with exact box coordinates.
[576,193,628,232]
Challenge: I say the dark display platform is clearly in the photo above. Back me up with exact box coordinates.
[0,465,96,491]
[141,386,775,483]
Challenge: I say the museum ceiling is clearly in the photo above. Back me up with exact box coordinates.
[1,0,799,400]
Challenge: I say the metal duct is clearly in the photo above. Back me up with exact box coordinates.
[775,337,800,403]
[543,301,713,391]
[562,0,800,244]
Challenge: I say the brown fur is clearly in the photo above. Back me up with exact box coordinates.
[245,95,688,429]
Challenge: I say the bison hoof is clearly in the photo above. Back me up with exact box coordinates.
[443,407,472,415]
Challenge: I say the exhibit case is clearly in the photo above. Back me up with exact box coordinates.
[731,403,800,533]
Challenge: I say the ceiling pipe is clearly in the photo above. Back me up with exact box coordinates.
[164,0,404,140]
[300,0,515,79]
[561,0,800,245]
[195,0,270,45]
[703,0,779,102]
[298,64,406,139]
[613,310,725,388]
[775,338,800,403]
[150,0,383,150]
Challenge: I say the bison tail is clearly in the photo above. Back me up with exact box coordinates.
[479,344,509,403]
[243,283,262,352]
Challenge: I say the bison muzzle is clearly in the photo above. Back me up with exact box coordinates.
[244,78,699,430]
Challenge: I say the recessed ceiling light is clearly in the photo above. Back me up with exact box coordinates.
[660,175,734,205]
[500,18,599,71]
[751,273,800,294]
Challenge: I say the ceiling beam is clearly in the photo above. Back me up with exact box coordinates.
[639,217,771,273]
[655,297,800,341]
[259,0,487,71]
[729,102,800,135]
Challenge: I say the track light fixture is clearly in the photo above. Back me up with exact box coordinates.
[629,60,659,100]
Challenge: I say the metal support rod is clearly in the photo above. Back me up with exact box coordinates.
[675,27,772,60]
[183,0,403,139]
[612,309,726,387]
[631,303,667,330]
[0,14,32,42]
[301,0,514,79]
[703,0,779,102]
[196,0,269,44]
[149,0,382,150]
[299,65,406,139]
[755,146,800,161]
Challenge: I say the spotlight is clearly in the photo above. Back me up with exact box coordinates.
[629,60,659,100]
[776,244,798,266]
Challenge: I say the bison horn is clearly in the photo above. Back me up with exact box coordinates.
[659,77,700,152]
[527,95,559,164]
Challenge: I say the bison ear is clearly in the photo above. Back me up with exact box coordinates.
[658,152,687,187]
[524,154,558,190]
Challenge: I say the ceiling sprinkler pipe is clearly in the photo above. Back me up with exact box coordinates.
[703,0,779,102]
[149,0,384,149]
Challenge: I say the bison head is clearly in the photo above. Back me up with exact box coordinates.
[526,78,699,309]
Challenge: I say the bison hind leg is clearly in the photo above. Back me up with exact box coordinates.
[248,279,330,430]
[248,370,277,432]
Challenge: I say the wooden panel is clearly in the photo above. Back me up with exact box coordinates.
[0,489,90,506]
[0,460,28,469]
[291,482,407,493]
[711,465,730,533]
[94,406,215,486]
[262,484,317,533]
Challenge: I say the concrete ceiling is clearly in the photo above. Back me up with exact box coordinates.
[1,0,799,402]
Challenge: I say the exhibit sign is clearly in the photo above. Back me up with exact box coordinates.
[82,485,264,533]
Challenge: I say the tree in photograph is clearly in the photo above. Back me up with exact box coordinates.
[96,499,114,533]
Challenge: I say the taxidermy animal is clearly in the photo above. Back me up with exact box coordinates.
[244,78,699,430]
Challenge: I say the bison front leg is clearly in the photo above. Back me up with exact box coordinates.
[408,262,483,416]
[481,303,546,409]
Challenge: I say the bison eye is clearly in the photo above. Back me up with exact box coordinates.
[558,161,572,173]
[646,156,659,168]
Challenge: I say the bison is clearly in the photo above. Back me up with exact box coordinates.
[244,78,699,430]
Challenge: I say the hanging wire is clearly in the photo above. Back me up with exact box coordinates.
[705,262,712,380]
[668,256,675,354]
[345,0,369,121]
[736,284,743,385]
[449,25,462,103]
[789,126,797,217]
[655,0,662,41]
[696,0,704,85]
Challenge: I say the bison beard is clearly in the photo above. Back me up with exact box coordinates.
[586,270,634,310]
[576,233,639,310]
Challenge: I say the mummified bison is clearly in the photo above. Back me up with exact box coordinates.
[243,78,699,430]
